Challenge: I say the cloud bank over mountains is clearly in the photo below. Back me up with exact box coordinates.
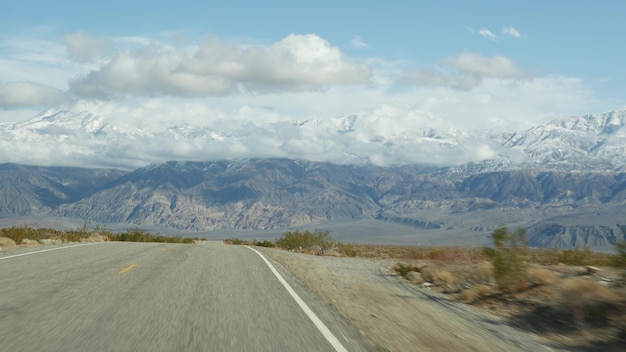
[2,105,625,171]
[0,105,499,169]
[0,29,620,168]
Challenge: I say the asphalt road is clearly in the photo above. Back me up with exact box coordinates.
[0,242,371,351]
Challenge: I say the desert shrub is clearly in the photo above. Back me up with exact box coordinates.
[461,284,494,303]
[427,247,485,264]
[420,266,456,287]
[470,261,495,284]
[490,226,528,293]
[0,236,16,247]
[226,238,246,245]
[254,240,274,247]
[109,228,151,242]
[393,263,415,279]
[559,277,621,327]
[106,228,191,243]
[521,247,615,267]
[1,225,43,244]
[276,229,339,255]
[436,270,456,287]
[526,265,557,286]
[0,224,192,244]
[482,247,497,260]
[339,243,358,257]
[559,247,592,266]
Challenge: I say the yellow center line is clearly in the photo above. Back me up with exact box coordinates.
[118,263,138,274]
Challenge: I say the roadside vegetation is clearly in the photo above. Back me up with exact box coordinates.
[5,223,625,348]
[227,229,338,255]
[382,226,626,350]
[0,223,199,245]
[233,226,626,349]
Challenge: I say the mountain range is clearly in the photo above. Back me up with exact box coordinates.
[1,109,626,249]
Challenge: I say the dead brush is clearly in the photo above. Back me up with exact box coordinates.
[421,266,457,289]
[0,236,16,247]
[461,284,494,304]
[469,261,495,284]
[526,265,558,286]
[558,277,621,328]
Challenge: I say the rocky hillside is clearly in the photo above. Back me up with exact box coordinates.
[1,159,625,249]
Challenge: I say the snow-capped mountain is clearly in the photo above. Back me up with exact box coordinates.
[499,110,626,171]
[1,109,626,172]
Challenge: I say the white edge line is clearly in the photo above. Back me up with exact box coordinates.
[245,246,349,352]
[0,242,104,260]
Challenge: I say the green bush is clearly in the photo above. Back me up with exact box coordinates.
[393,263,415,279]
[107,227,191,243]
[490,226,528,293]
[1,225,42,244]
[559,247,592,266]
[0,224,192,244]
[254,240,275,247]
[225,238,245,245]
[276,229,339,255]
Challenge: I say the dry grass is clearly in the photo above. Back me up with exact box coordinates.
[421,267,457,288]
[341,244,619,269]
[558,277,621,326]
[0,236,16,247]
[461,284,495,303]
[522,247,616,267]
[340,244,486,264]
[292,241,626,349]
[474,261,495,284]
[20,239,40,246]
[527,265,558,286]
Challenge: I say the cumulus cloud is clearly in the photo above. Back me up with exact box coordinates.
[479,29,498,41]
[0,67,601,169]
[0,82,67,109]
[69,34,371,99]
[402,52,530,90]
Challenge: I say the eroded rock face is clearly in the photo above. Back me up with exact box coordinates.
[1,159,626,248]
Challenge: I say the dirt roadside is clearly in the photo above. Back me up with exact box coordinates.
[260,247,559,352]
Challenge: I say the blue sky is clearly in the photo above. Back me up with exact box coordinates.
[1,0,625,128]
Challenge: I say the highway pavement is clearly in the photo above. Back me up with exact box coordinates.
[0,241,371,351]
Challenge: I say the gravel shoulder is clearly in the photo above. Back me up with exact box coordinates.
[260,247,558,352]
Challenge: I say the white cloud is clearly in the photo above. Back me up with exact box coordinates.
[0,32,612,167]
[0,35,81,90]
[402,52,530,90]
[477,26,524,41]
[479,29,498,41]
[61,31,115,63]
[0,82,67,109]
[502,26,523,38]
[350,35,369,48]
[445,52,527,79]
[69,34,371,98]
[0,71,599,169]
